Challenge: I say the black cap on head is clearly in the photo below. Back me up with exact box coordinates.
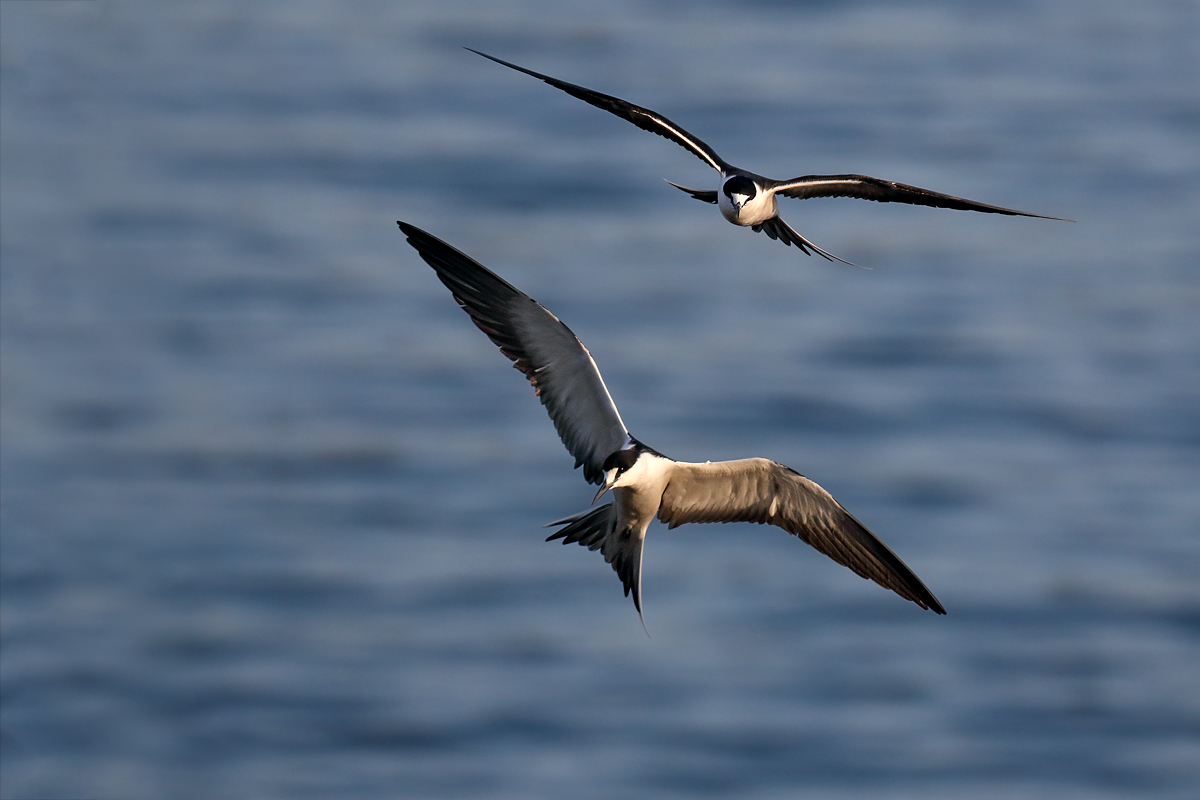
[723,175,757,199]
[602,448,641,474]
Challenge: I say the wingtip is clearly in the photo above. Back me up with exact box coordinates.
[911,585,945,615]
[1019,211,1074,223]
[397,220,435,250]
[460,48,513,71]
[662,179,720,206]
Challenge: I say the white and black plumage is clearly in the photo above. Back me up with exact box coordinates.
[400,221,945,618]
[468,48,1067,266]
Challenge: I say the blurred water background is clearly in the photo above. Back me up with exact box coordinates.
[2,1,1198,798]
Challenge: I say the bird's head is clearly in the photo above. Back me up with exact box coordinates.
[593,447,643,503]
[722,175,757,211]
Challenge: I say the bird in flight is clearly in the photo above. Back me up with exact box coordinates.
[468,48,1067,266]
[400,221,945,619]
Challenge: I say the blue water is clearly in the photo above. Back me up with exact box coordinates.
[2,2,1198,798]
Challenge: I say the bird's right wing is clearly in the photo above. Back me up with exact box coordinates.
[400,222,629,485]
[658,458,944,613]
[468,49,730,174]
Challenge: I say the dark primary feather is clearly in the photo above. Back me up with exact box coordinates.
[467,48,729,174]
[771,174,1068,220]
[399,222,628,485]
[657,459,945,613]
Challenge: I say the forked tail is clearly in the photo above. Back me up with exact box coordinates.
[546,504,648,626]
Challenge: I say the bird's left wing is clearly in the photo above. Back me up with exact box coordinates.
[468,49,730,174]
[658,458,945,613]
[400,222,629,485]
[770,174,1068,219]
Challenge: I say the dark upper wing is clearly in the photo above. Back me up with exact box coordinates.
[770,174,1068,219]
[468,48,729,174]
[400,222,629,485]
[658,458,945,613]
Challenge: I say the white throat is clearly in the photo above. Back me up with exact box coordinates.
[614,451,674,491]
[718,182,776,226]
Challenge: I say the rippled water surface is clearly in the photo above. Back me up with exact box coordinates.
[2,2,1198,798]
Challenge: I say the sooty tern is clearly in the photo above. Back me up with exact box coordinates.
[400,221,945,618]
[468,48,1067,266]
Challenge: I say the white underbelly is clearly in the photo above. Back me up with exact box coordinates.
[612,486,659,535]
